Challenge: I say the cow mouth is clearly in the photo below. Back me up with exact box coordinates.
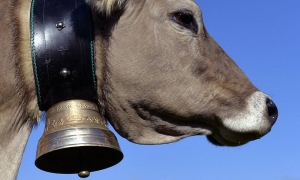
[206,135,225,146]
[134,104,263,146]
[206,135,247,146]
[206,130,263,147]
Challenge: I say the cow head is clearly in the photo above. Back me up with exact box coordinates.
[88,0,278,146]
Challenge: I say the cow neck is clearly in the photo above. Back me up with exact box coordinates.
[30,0,97,111]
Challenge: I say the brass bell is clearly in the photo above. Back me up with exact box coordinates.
[35,100,123,178]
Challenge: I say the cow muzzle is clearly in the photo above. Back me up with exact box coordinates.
[207,92,278,146]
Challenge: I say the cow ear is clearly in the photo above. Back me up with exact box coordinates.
[89,0,126,15]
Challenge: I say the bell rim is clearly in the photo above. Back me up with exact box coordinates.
[35,127,123,174]
[35,145,124,174]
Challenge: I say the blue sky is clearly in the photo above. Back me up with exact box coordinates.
[18,0,300,179]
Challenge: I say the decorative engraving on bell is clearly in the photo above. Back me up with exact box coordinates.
[35,100,123,177]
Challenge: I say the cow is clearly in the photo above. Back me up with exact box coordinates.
[0,0,278,179]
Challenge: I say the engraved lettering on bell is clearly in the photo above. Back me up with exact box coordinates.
[65,103,71,109]
[55,22,65,30]
[94,117,100,124]
[87,117,93,123]
[69,115,82,121]
[56,105,62,111]
[51,120,57,127]
[59,119,64,125]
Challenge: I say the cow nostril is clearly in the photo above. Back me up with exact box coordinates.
[266,98,278,125]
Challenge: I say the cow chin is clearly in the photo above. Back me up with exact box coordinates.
[206,133,260,147]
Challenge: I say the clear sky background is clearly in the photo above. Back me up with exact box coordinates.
[18,0,299,180]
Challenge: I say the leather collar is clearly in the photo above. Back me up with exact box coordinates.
[30,0,97,111]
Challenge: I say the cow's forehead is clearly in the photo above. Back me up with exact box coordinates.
[165,0,198,9]
[152,0,199,11]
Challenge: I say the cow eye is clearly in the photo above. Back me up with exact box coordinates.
[172,11,198,33]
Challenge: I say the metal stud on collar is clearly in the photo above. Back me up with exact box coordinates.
[60,68,70,77]
[56,22,65,30]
